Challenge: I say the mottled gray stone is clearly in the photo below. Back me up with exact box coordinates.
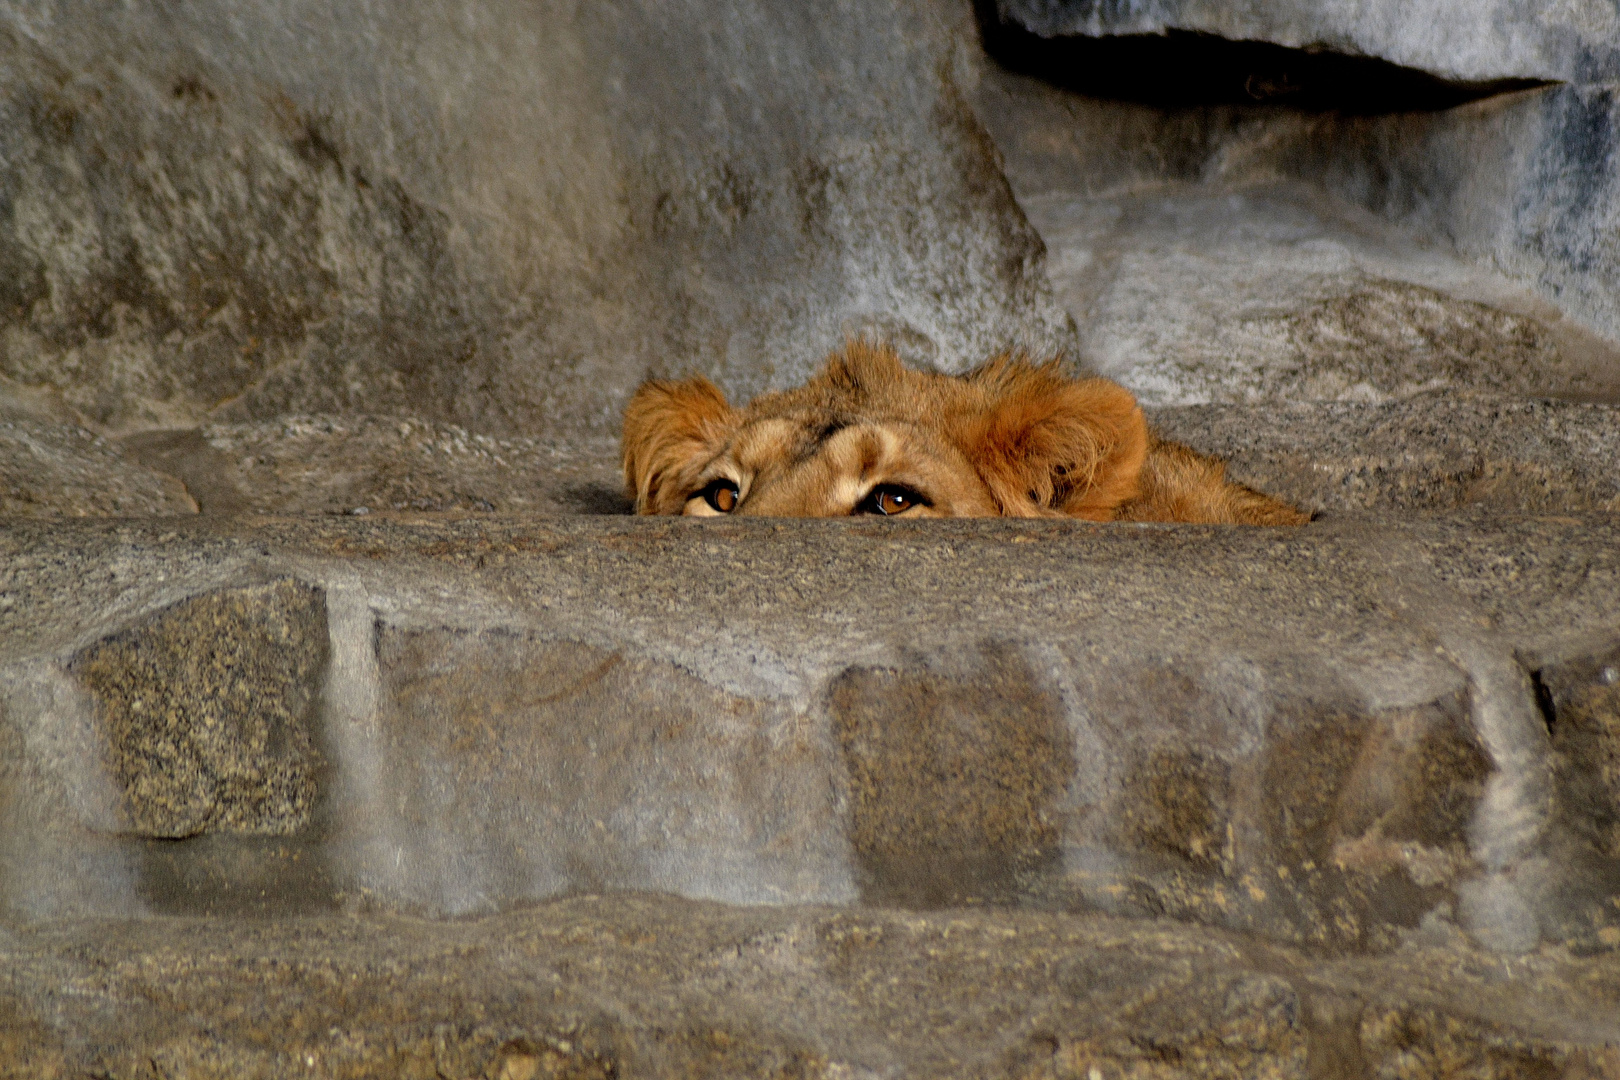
[4,2,1620,1069]
[989,181,1620,408]
[973,65,1620,372]
[122,417,626,516]
[68,580,328,837]
[0,0,1069,439]
[1149,397,1620,516]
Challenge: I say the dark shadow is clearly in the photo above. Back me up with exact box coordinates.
[119,428,253,514]
[560,482,634,515]
[975,2,1554,115]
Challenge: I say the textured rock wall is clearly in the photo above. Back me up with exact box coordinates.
[0,0,1070,437]
[984,3,1620,358]
[996,0,1620,83]
[5,516,1619,956]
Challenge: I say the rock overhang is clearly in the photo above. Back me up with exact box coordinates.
[989,0,1620,85]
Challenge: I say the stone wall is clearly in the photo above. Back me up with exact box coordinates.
[0,0,1069,437]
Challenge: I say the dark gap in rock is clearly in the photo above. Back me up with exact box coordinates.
[975,4,1555,115]
[1530,668,1559,734]
[561,482,634,515]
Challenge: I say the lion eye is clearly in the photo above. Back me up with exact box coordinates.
[856,484,928,516]
[699,478,741,513]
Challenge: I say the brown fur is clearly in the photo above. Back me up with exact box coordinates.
[622,341,1308,525]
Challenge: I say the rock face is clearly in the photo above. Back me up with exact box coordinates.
[4,514,1619,956]
[2,516,1620,1073]
[4,0,1620,1074]
[69,580,327,838]
[0,420,197,516]
[994,0,1620,83]
[0,0,1068,438]
[4,896,1620,1078]
[979,5,1620,366]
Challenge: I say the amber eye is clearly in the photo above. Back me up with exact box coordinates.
[856,484,928,516]
[698,478,741,513]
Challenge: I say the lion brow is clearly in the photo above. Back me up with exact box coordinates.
[788,416,852,463]
[812,417,851,444]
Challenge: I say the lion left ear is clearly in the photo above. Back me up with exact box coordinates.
[622,377,739,514]
[966,361,1149,520]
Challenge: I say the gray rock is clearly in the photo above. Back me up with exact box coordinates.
[122,417,627,516]
[0,0,1069,439]
[992,180,1620,407]
[993,0,1620,83]
[13,390,1620,523]
[2,896,1618,1077]
[973,64,1620,376]
[1149,397,1620,515]
[68,580,327,838]
[0,419,196,517]
[3,515,1618,954]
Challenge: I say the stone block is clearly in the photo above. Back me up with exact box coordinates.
[68,579,327,837]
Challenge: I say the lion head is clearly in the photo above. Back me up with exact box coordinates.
[622,341,1306,525]
[622,341,1151,519]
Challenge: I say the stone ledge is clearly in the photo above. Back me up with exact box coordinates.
[2,897,1617,1078]
[2,514,1616,954]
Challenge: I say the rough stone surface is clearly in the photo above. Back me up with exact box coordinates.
[3,897,1620,1079]
[68,579,328,837]
[0,419,196,517]
[994,0,1620,84]
[3,515,1618,957]
[993,181,1620,407]
[16,392,1620,521]
[1149,397,1620,516]
[122,417,626,516]
[4,1,1620,1072]
[0,0,1069,439]
[1537,644,1620,863]
[973,63,1620,366]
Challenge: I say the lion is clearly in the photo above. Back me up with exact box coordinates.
[621,341,1307,524]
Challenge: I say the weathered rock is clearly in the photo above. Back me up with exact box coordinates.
[972,55,1620,372]
[12,389,1620,521]
[981,179,1620,407]
[2,897,1619,1078]
[4,2,1620,1072]
[3,515,1618,955]
[0,419,196,517]
[68,580,327,838]
[992,0,1620,84]
[122,417,626,515]
[0,0,1069,439]
[1150,397,1620,516]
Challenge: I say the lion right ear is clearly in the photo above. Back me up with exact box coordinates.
[622,377,738,514]
[965,359,1148,520]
